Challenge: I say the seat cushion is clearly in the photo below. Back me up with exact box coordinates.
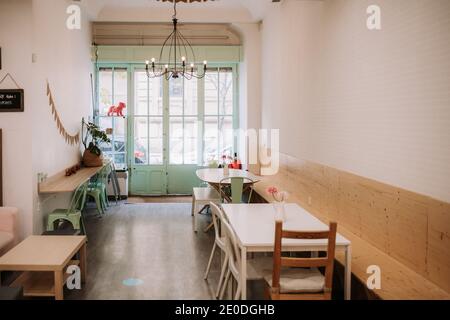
[265,267,325,293]
[0,231,14,256]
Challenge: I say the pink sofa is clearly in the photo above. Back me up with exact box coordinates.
[0,207,18,256]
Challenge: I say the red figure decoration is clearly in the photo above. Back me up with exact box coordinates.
[108,102,126,117]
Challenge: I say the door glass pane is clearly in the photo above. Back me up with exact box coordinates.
[114,68,128,116]
[219,116,233,158]
[113,117,126,153]
[98,117,113,153]
[170,117,183,164]
[150,77,163,116]
[204,116,218,163]
[114,154,126,166]
[184,77,198,115]
[149,117,163,165]
[99,68,113,116]
[184,117,198,164]
[219,68,233,115]
[134,117,148,165]
[134,71,148,116]
[169,77,183,116]
[205,69,218,115]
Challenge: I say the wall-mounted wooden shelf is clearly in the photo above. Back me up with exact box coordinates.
[38,162,110,194]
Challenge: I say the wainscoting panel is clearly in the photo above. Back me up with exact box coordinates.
[252,153,450,294]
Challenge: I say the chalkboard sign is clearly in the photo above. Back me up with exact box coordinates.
[0,89,24,112]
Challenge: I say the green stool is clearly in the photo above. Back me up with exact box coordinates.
[47,183,88,232]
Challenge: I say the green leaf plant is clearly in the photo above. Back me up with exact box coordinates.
[81,119,111,156]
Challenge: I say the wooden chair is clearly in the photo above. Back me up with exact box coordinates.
[266,221,337,300]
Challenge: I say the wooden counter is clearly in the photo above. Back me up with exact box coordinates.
[38,162,109,194]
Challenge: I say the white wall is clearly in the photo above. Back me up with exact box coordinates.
[261,0,450,202]
[234,23,262,166]
[0,0,34,239]
[0,0,93,237]
[31,0,93,234]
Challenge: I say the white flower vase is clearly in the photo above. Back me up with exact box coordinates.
[223,165,229,176]
[273,201,286,222]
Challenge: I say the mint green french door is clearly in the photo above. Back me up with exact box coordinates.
[129,68,202,195]
[129,69,167,195]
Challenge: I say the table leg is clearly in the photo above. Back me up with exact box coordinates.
[240,246,247,300]
[344,245,352,300]
[54,270,64,300]
[193,202,198,233]
[80,243,87,284]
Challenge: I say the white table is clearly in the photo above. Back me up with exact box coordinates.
[196,168,260,185]
[221,203,352,300]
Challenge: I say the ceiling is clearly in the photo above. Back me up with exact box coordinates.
[82,0,276,23]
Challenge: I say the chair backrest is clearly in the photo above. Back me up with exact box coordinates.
[219,176,255,204]
[68,182,88,213]
[209,202,226,244]
[271,221,337,296]
[92,163,111,185]
[220,216,241,279]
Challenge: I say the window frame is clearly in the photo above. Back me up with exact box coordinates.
[94,62,239,168]
[95,64,131,170]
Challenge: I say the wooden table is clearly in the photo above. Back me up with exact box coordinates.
[221,203,352,300]
[0,235,87,300]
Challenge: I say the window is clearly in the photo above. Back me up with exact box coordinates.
[97,67,128,169]
[95,64,237,169]
[203,67,234,164]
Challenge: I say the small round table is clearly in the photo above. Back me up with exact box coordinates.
[196,168,260,185]
[196,168,261,231]
[196,168,260,202]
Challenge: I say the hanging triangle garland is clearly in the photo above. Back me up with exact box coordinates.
[46,81,80,146]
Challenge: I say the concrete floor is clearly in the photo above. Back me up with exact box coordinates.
[66,201,255,300]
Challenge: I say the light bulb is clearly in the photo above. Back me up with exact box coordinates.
[181,56,186,62]
[145,60,149,65]
[151,58,156,63]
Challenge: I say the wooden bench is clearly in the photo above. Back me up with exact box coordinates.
[251,153,450,300]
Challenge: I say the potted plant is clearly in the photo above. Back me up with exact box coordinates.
[81,121,111,167]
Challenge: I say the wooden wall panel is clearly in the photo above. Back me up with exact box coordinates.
[427,202,450,292]
[252,152,450,295]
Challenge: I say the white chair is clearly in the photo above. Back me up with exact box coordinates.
[192,187,221,233]
[219,216,272,300]
[204,202,229,298]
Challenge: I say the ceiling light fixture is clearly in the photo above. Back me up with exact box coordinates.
[145,1,207,80]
